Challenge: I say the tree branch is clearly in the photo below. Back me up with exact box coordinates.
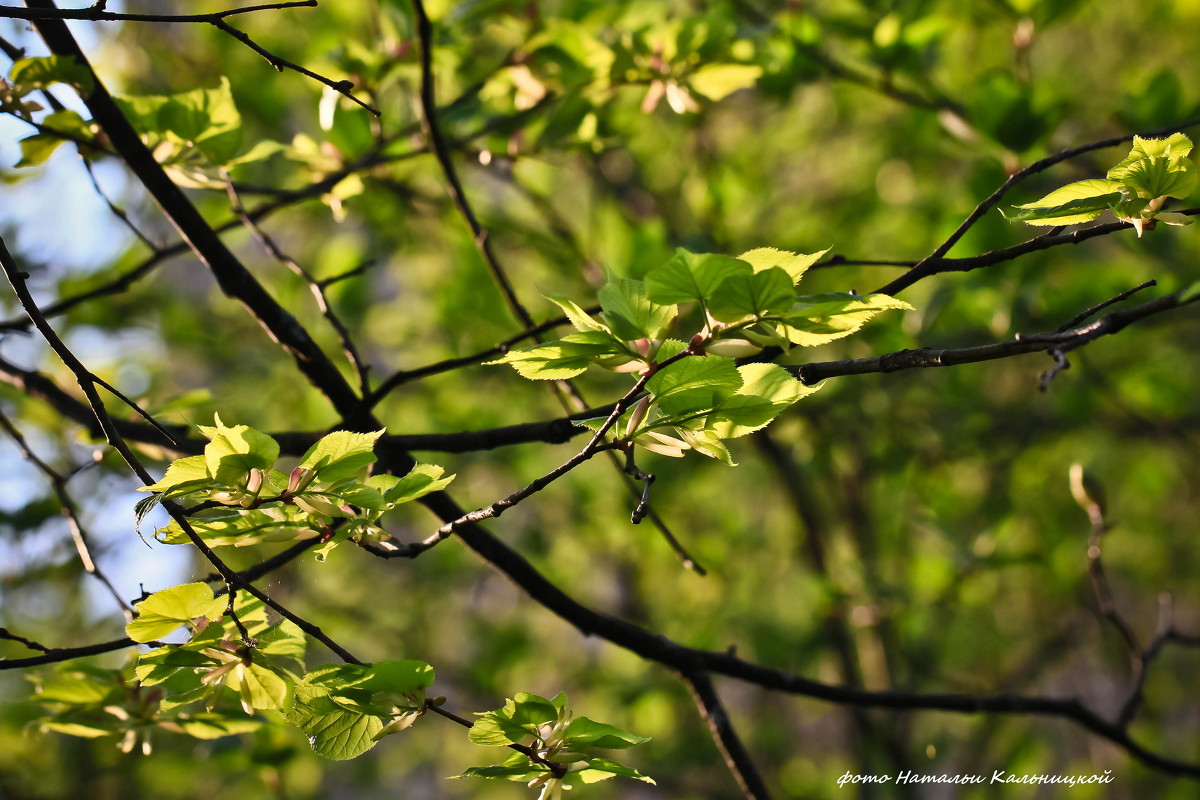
[682,672,774,800]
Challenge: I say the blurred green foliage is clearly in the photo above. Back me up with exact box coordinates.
[1,0,1199,798]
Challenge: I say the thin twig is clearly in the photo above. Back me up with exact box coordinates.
[0,627,52,653]
[1056,280,1156,332]
[366,310,592,408]
[410,0,534,328]
[0,406,131,615]
[80,157,160,251]
[683,672,774,800]
[793,288,1200,385]
[225,178,371,393]
[210,18,379,117]
[876,120,1200,296]
[0,1,318,23]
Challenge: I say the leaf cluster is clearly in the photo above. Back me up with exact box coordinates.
[1008,133,1198,236]
[459,692,653,800]
[139,416,453,560]
[492,246,910,463]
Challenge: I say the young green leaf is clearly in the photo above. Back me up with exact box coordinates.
[737,246,829,284]
[140,454,210,495]
[1106,132,1193,180]
[573,757,657,785]
[776,293,912,346]
[561,719,648,753]
[370,464,455,504]
[710,363,820,438]
[1008,179,1124,225]
[286,661,433,760]
[200,417,280,487]
[298,429,384,482]
[9,55,94,93]
[126,583,227,643]
[597,276,676,341]
[645,355,742,415]
[707,266,795,322]
[643,248,750,305]
[688,63,762,101]
[488,330,623,380]
[546,295,608,333]
[1121,156,1198,199]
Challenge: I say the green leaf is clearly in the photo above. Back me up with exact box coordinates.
[41,719,120,739]
[171,712,262,739]
[469,692,560,746]
[230,662,290,712]
[711,363,820,438]
[15,135,65,168]
[1121,156,1198,200]
[777,293,913,346]
[643,249,750,305]
[155,506,315,548]
[286,661,431,759]
[255,619,308,661]
[287,666,385,760]
[140,455,210,495]
[358,660,435,694]
[374,463,455,504]
[688,63,762,101]
[160,77,243,165]
[1180,280,1200,303]
[10,55,94,93]
[287,700,384,760]
[563,717,650,749]
[18,108,94,166]
[134,646,211,686]
[200,418,280,487]
[455,750,545,781]
[1008,179,1124,225]
[597,276,676,341]
[1107,133,1194,180]
[575,757,656,784]
[298,429,383,482]
[546,295,608,333]
[646,355,742,415]
[467,713,532,747]
[32,669,120,705]
[489,330,622,380]
[126,583,226,643]
[737,247,829,284]
[707,267,795,322]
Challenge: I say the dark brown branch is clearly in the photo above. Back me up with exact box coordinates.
[0,1,316,22]
[683,672,774,800]
[404,489,1200,777]
[0,637,133,669]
